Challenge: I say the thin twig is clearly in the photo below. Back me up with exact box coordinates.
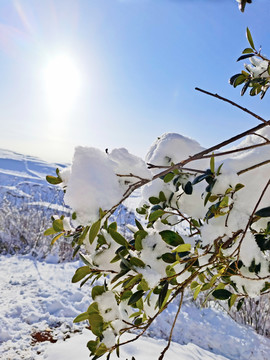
[201,142,269,159]
[195,88,268,124]
[237,178,270,264]
[251,132,270,142]
[147,163,205,174]
[152,120,270,181]
[158,291,184,360]
[237,159,270,175]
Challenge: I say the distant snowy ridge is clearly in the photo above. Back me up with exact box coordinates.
[0,148,66,185]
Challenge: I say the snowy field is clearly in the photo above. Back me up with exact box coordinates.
[1,254,270,360]
[1,148,270,359]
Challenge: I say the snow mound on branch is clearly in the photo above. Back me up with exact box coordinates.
[109,147,151,180]
[64,146,151,225]
[64,147,123,225]
[146,133,205,169]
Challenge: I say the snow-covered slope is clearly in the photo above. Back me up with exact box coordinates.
[0,255,270,360]
[0,148,270,360]
[0,148,64,185]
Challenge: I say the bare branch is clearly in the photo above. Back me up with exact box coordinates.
[195,88,268,124]
[238,159,270,175]
[158,291,184,360]
[251,132,270,143]
[237,178,270,264]
[201,142,269,159]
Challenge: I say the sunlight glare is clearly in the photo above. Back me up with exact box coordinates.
[43,54,81,119]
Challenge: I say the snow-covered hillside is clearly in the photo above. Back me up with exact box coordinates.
[0,254,270,360]
[0,148,270,360]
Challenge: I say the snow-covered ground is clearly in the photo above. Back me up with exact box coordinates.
[1,254,270,360]
[1,148,270,360]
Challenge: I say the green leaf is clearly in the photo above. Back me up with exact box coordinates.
[255,234,270,251]
[149,209,164,222]
[212,289,232,300]
[246,27,255,50]
[229,294,238,309]
[229,73,242,86]
[108,222,117,231]
[233,74,247,87]
[241,80,251,96]
[87,302,99,315]
[72,266,91,283]
[159,191,166,202]
[237,53,255,62]
[210,155,215,173]
[123,274,142,290]
[46,175,62,185]
[121,290,133,300]
[73,312,90,323]
[220,196,229,208]
[130,257,145,268]
[183,181,193,195]
[161,252,176,263]
[255,206,270,218]
[128,290,144,305]
[72,212,77,220]
[78,226,90,245]
[52,219,64,232]
[158,281,168,309]
[44,227,56,236]
[136,207,147,215]
[174,243,191,253]
[149,196,160,205]
[242,47,254,54]
[96,343,107,357]
[51,232,63,245]
[193,284,202,300]
[135,219,144,231]
[89,219,101,244]
[235,183,245,192]
[109,229,129,248]
[163,172,174,183]
[87,340,99,355]
[237,298,245,311]
[216,163,223,176]
[92,285,106,300]
[89,313,104,337]
[204,192,212,206]
[134,230,148,251]
[159,230,184,246]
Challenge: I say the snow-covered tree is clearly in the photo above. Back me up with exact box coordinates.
[45,1,270,359]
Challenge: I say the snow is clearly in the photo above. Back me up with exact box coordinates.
[146,133,206,170]
[64,146,123,225]
[1,141,270,359]
[1,254,270,360]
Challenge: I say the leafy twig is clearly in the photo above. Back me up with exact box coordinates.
[158,291,184,360]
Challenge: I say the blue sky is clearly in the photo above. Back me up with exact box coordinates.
[0,0,269,163]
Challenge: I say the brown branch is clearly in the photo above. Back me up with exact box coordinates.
[147,163,205,174]
[152,119,270,181]
[103,93,270,229]
[237,178,270,264]
[158,291,184,360]
[237,159,270,175]
[201,142,269,159]
[116,173,150,181]
[251,132,270,143]
[195,88,268,124]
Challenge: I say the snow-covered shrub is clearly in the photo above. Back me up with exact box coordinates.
[230,28,270,99]
[44,12,270,359]
[45,121,270,358]
[0,183,73,261]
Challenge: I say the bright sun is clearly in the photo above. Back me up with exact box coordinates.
[43,54,81,119]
